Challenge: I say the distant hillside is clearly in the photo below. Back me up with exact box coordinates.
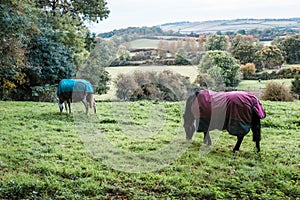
[160,18,300,34]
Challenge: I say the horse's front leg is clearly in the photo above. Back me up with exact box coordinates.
[64,101,68,114]
[233,136,244,152]
[203,131,212,146]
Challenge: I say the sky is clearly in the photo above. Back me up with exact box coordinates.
[87,0,300,33]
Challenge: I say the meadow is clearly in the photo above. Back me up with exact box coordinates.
[102,65,293,101]
[0,100,299,199]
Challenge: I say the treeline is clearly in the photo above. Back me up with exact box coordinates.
[99,23,300,41]
[0,0,110,101]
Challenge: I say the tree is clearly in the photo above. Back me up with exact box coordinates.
[175,49,189,65]
[291,74,300,99]
[240,63,256,79]
[205,34,230,51]
[0,1,37,99]
[198,50,241,89]
[77,38,118,95]
[278,35,300,64]
[34,0,109,22]
[231,44,263,70]
[157,40,168,58]
[257,45,285,69]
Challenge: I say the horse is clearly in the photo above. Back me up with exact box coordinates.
[183,90,266,152]
[56,79,96,114]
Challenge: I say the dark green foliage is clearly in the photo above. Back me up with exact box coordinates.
[278,35,300,64]
[205,34,229,51]
[34,0,109,23]
[175,49,190,65]
[198,50,241,89]
[0,0,110,101]
[20,31,76,101]
[291,74,300,98]
[257,45,285,69]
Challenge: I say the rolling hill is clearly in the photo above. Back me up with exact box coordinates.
[160,18,300,34]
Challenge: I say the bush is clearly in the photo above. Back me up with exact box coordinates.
[291,74,300,99]
[115,70,192,101]
[261,81,293,101]
[240,63,256,79]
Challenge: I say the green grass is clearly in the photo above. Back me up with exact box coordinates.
[237,79,293,91]
[0,100,299,199]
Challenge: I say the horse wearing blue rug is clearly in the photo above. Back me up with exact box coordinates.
[56,79,96,114]
[183,90,266,152]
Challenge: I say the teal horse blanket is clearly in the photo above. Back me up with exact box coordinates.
[56,79,94,96]
[191,90,266,137]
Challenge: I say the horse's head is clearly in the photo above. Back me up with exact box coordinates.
[183,94,196,140]
[57,98,64,112]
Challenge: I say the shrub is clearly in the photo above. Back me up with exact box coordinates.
[261,81,293,101]
[240,63,256,79]
[291,74,300,99]
[115,70,192,101]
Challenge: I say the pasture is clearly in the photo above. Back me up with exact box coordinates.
[0,100,299,199]
[101,65,294,101]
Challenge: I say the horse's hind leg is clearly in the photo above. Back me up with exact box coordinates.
[93,100,96,114]
[203,131,212,146]
[233,136,244,152]
[252,114,261,152]
[82,98,88,114]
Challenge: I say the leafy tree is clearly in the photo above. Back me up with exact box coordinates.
[184,37,197,54]
[117,45,131,61]
[169,41,177,57]
[205,34,230,51]
[240,63,256,79]
[0,1,37,98]
[199,50,241,89]
[34,0,109,22]
[157,40,168,58]
[77,38,118,95]
[22,30,76,101]
[231,44,262,69]
[230,34,260,49]
[291,74,300,99]
[257,45,285,69]
[278,35,300,64]
[175,49,189,65]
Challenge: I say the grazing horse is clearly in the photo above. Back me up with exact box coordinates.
[56,79,96,114]
[183,90,266,152]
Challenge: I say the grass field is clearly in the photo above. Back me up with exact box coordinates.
[0,100,299,199]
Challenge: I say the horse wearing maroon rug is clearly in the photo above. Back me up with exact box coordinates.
[56,79,96,114]
[183,90,266,152]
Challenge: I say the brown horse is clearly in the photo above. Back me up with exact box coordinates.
[183,90,266,152]
[56,79,96,114]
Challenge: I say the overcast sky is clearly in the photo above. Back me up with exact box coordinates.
[87,0,300,33]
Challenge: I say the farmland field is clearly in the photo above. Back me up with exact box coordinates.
[0,100,299,199]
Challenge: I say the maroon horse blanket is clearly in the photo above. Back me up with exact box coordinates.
[191,90,266,137]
